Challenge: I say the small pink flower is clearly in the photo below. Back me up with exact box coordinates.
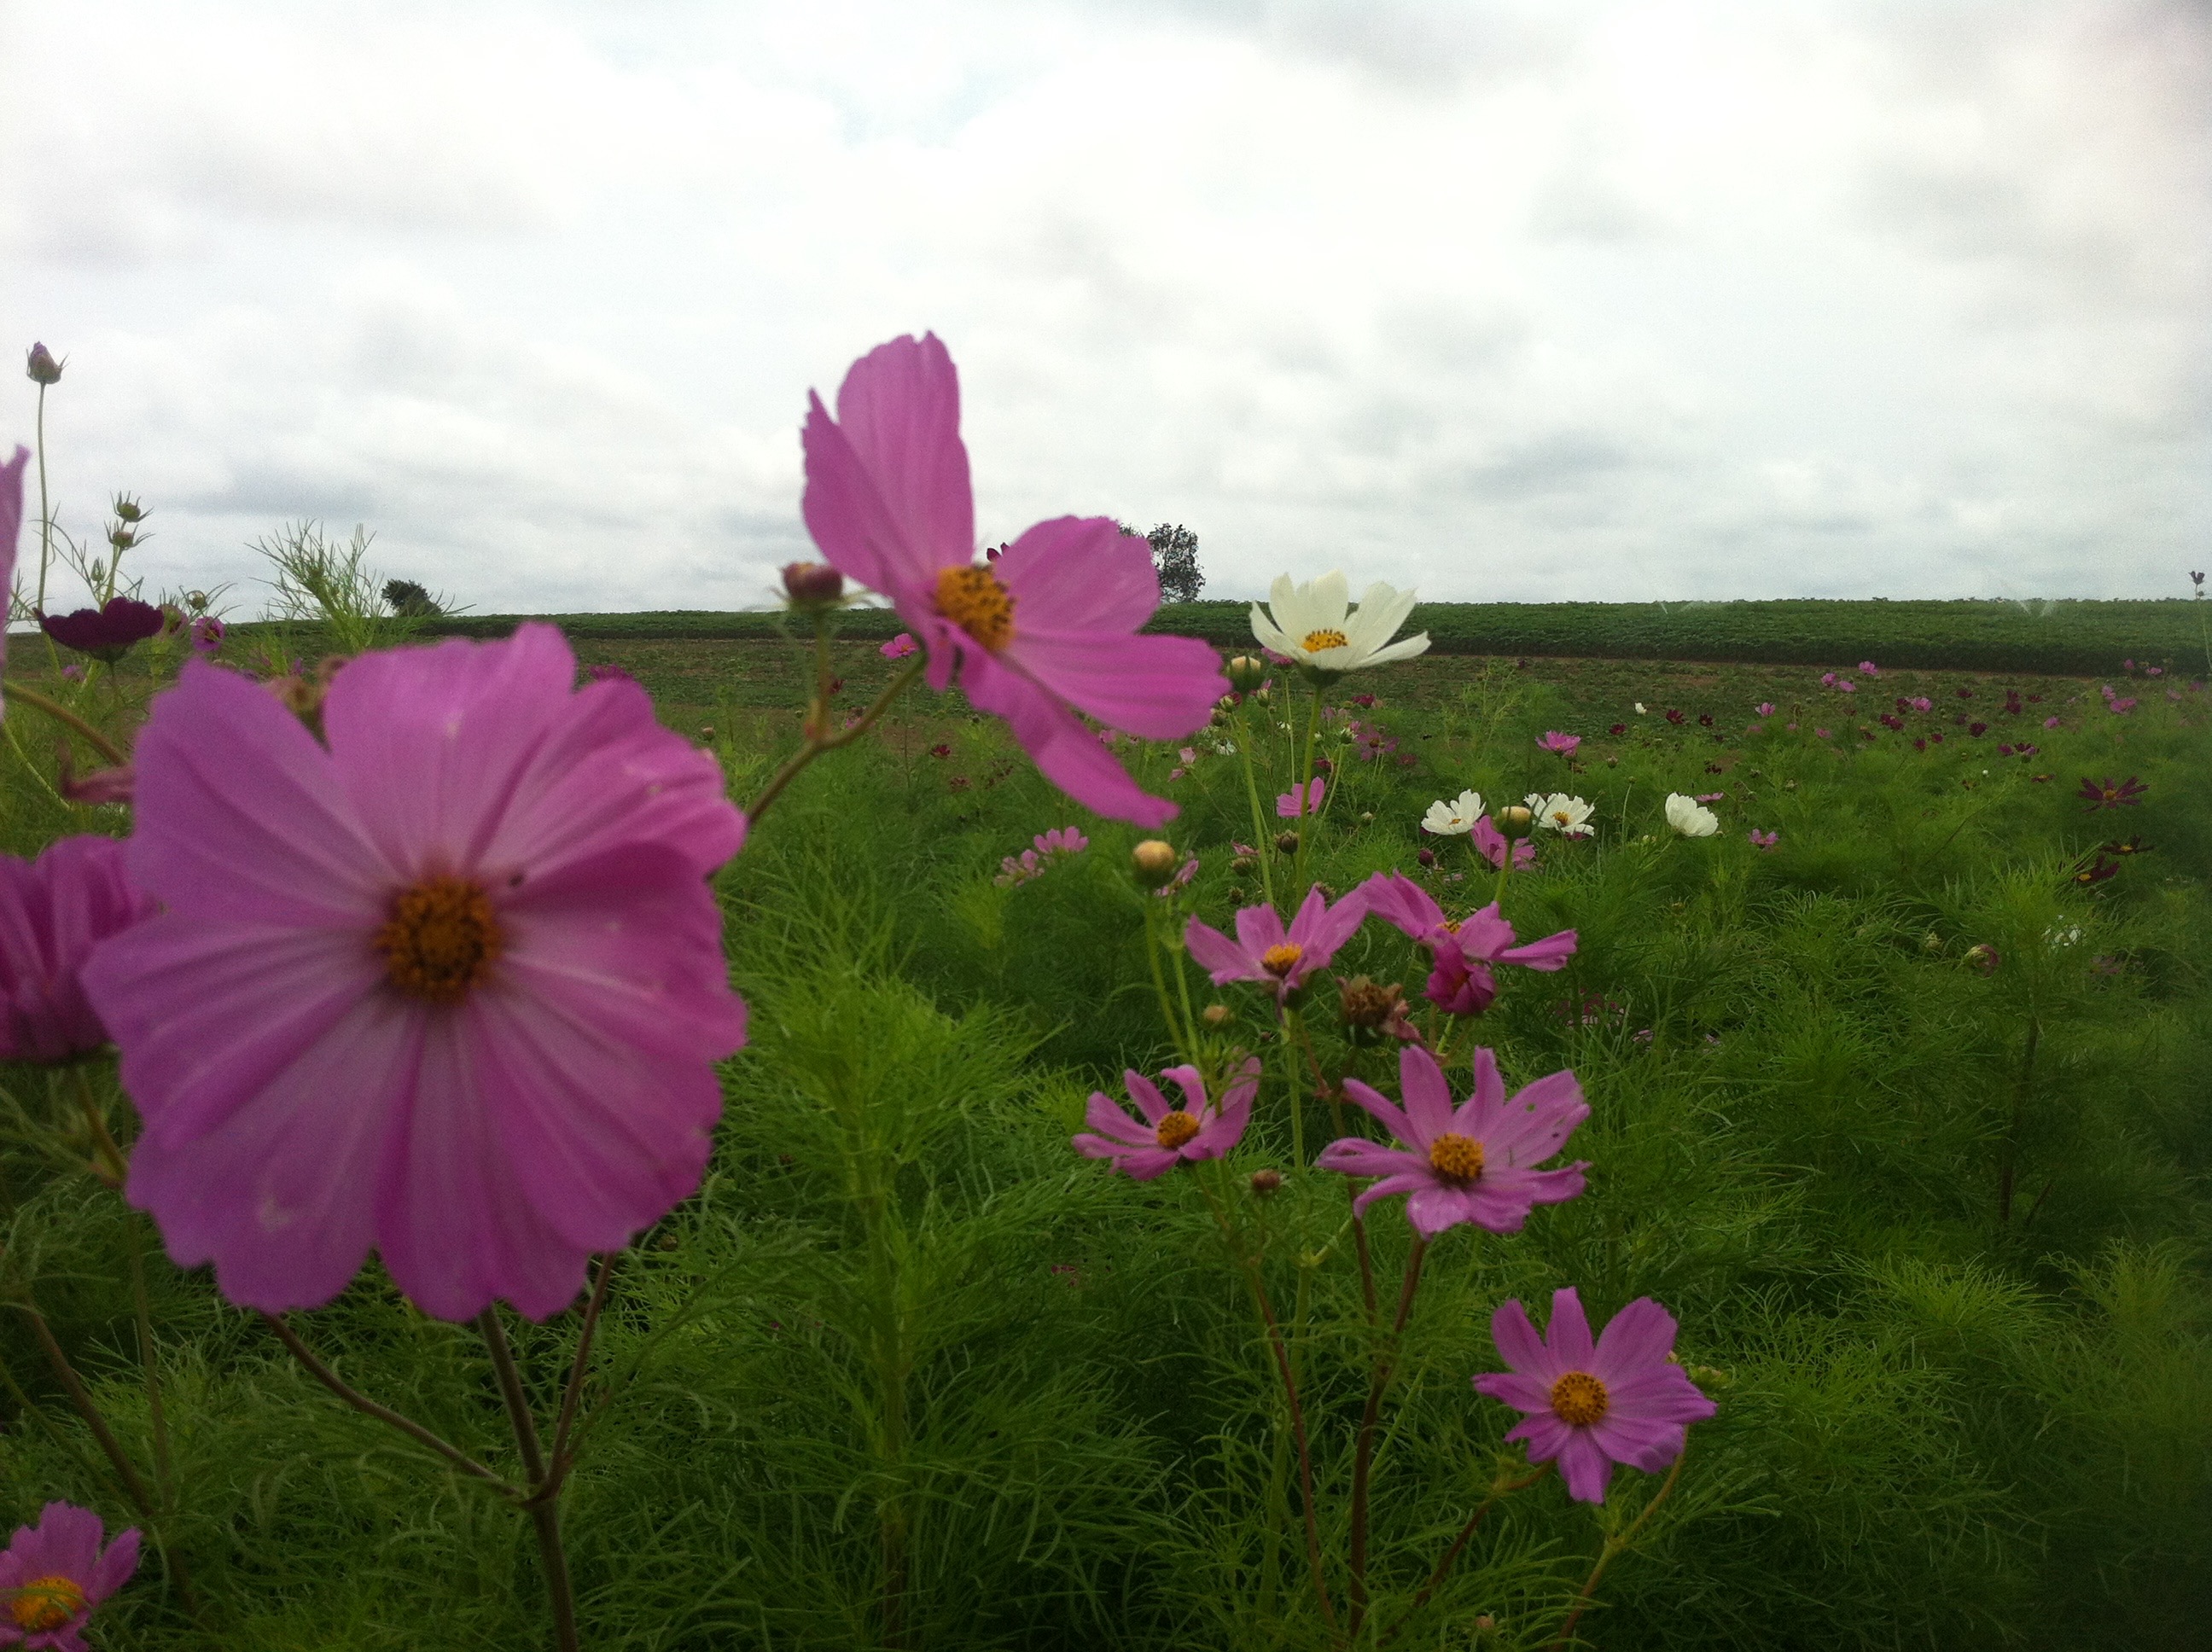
[1073,1058,1259,1179]
[2044,716,2061,729]
[1470,816,1534,872]
[1033,827,1087,856]
[1316,1044,1587,1236]
[1819,672,1836,688]
[1536,730,1580,757]
[1910,696,1932,713]
[879,631,918,660]
[1859,660,1879,675]
[1814,727,1831,740]
[1178,746,1197,764]
[1754,702,1775,717]
[1474,1287,1715,1503]
[1749,829,1778,849]
[0,1500,140,1650]
[1185,884,1369,1005]
[1359,873,1575,1015]
[189,614,225,656]
[1276,777,1325,817]
[1837,680,1856,694]
[1695,791,1725,803]
[803,335,1227,826]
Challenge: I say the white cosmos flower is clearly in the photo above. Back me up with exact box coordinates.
[1664,794,1720,837]
[1634,702,1647,714]
[1250,571,1429,675]
[1526,792,1595,837]
[1422,789,1482,835]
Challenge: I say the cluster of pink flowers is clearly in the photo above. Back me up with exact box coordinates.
[995,826,1091,887]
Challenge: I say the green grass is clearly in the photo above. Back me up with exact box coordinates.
[0,624,2207,1649]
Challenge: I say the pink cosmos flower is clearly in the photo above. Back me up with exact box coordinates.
[1072,1058,1259,1179]
[880,631,918,660]
[1473,1287,1716,1504]
[1316,1044,1587,1235]
[1276,777,1325,817]
[1859,660,1880,675]
[0,445,25,684]
[1910,696,1932,713]
[0,1501,139,1651]
[1470,815,1534,871]
[1359,873,1575,1015]
[1536,730,1580,757]
[1749,829,1778,849]
[1033,827,1088,856]
[802,335,1227,827]
[1837,680,1856,694]
[0,837,154,1063]
[81,627,748,1322]
[189,615,224,656]
[1819,672,1836,688]
[1185,884,1369,1004]
[1754,702,1774,717]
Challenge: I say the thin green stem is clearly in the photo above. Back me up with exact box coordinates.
[1292,676,1323,893]
[1547,1449,1689,1649]
[123,1218,177,1515]
[479,1310,579,1652]
[34,381,51,620]
[1280,1004,1305,1173]
[15,1300,163,1527]
[744,656,924,823]
[3,682,130,769]
[1347,1236,1429,1636]
[1378,1461,1553,1645]
[547,1254,617,1481]
[1143,904,1190,1060]
[1236,700,1279,910]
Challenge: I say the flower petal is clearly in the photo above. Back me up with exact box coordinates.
[1487,1297,1562,1383]
[1079,1093,1155,1148]
[1544,1286,1598,1369]
[1316,1137,1428,1180]
[1552,1428,1618,1504]
[1396,1044,1456,1144]
[1337,1076,1417,1146]
[801,334,973,593]
[1591,1295,1682,1382]
[1006,626,1226,742]
[1184,916,1255,984]
[958,650,1176,827]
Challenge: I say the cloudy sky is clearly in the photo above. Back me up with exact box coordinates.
[1,0,2205,616]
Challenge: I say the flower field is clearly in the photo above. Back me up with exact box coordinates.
[1,340,2209,1650]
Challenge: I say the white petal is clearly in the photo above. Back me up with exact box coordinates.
[1359,633,1431,668]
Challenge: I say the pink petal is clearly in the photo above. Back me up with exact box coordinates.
[1121,1070,1173,1126]
[1316,1137,1428,1180]
[1184,916,1255,984]
[1589,1415,1690,1474]
[1231,900,1292,961]
[1116,1146,1182,1182]
[1487,1297,1563,1384]
[85,1525,141,1601]
[1350,1170,1435,1215]
[800,334,973,594]
[1470,1369,1554,1415]
[1461,1180,1542,1232]
[958,650,1175,827]
[1405,1181,1484,1236]
[1503,1410,1574,1463]
[1552,1428,1618,1504]
[1009,627,1227,742]
[1604,1371,1718,1428]
[1455,1046,1508,1135]
[1591,1295,1682,1382]
[1480,1071,1589,1166]
[1452,902,1516,959]
[993,516,1160,636]
[1336,1075,1416,1146]
[1543,1286,1598,1369]
[1396,1044,1455,1144]
[1499,927,1578,971]
[1292,882,1369,966]
[1077,1098,1155,1149]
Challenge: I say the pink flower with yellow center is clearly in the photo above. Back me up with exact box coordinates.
[0,1502,137,1651]
[1184,884,1369,1005]
[1317,1044,1587,1234]
[802,335,1228,827]
[81,627,748,1322]
[1474,1286,1716,1504]
[1073,1059,1259,1179]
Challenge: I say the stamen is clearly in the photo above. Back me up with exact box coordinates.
[1155,1112,1202,1150]
[1550,1370,1610,1427]
[1301,628,1349,652]
[1260,942,1305,978]
[375,876,503,1004]
[1427,1132,1484,1184]
[935,566,1016,650]
[9,1575,87,1632]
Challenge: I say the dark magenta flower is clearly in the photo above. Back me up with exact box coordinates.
[1073,1058,1259,1179]
[0,1500,139,1649]
[1608,721,1627,735]
[803,334,1226,826]
[0,837,152,1064]
[40,598,165,663]
[1317,1044,1586,1235]
[81,627,748,1321]
[2077,776,2147,810]
[1476,1288,1715,1503]
[2072,856,2119,887]
[1185,885,1370,1005]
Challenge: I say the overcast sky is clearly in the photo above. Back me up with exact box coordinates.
[2,0,2206,616]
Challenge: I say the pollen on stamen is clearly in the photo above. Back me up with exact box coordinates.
[9,1574,87,1632]
[935,565,1016,650]
[1301,628,1349,652]
[1155,1112,1202,1151]
[1260,942,1305,978]
[375,876,503,1004]
[1550,1370,1610,1427]
[1428,1131,1484,1184]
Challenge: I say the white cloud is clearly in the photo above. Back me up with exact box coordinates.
[0,0,2204,616]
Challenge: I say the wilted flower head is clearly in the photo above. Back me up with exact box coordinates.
[1423,789,1481,835]
[1526,793,1594,837]
[1474,1288,1715,1504]
[780,560,844,608]
[1249,571,1429,676]
[1185,884,1369,1004]
[1664,794,1720,837]
[802,334,1225,826]
[0,1502,138,1649]
[40,598,166,664]
[1317,1044,1587,1236]
[82,627,748,1321]
[1074,1059,1259,1179]
[0,838,154,1064]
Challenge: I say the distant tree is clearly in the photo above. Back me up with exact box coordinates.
[1145,523,1204,604]
[382,578,441,618]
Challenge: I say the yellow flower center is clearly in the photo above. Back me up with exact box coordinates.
[1550,1370,1610,1428]
[1551,810,1574,826]
[375,876,503,1004]
[9,1575,86,1632]
[1427,1132,1484,1184]
[1155,1112,1202,1151]
[935,565,1016,650]
[1301,628,1349,653]
[1260,942,1305,978]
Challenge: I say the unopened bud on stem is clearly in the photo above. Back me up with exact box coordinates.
[1494,805,1535,840]
[1225,655,1266,694]
[25,342,61,385]
[780,561,845,608]
[1132,840,1181,887]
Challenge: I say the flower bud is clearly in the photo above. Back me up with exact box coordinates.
[110,494,145,523]
[1274,830,1299,855]
[1225,655,1266,694]
[1230,854,1257,875]
[698,724,716,743]
[1964,943,2000,975]
[1338,974,1405,1032]
[1202,1003,1231,1027]
[108,525,137,550]
[1494,805,1535,839]
[1416,846,1436,868]
[781,561,844,608]
[25,342,61,385]
[1131,840,1181,887]
[184,590,209,613]
[1249,1168,1282,1198]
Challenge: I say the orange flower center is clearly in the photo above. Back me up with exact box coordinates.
[1427,1132,1484,1184]
[9,1575,86,1632]
[1550,1370,1610,1428]
[1260,942,1305,978]
[1155,1112,1202,1150]
[375,876,503,1004]
[935,566,1016,650]
[1301,628,1349,653]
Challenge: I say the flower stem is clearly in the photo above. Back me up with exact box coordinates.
[547,1254,617,1476]
[15,1299,163,1528]
[1280,1003,1305,1173]
[1236,700,1278,910]
[2,682,130,768]
[744,655,924,823]
[1144,903,1191,1060]
[1292,677,1323,893]
[1546,1449,1689,1649]
[1347,1236,1429,1636]
[1377,1460,1552,1645]
[479,1309,581,1652]
[1997,1013,2041,1228]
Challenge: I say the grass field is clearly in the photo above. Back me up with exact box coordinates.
[0,611,2207,1650]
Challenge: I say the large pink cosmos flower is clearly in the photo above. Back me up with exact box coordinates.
[0,837,154,1062]
[0,445,26,686]
[80,626,748,1322]
[0,1502,138,1651]
[1316,1044,1586,1236]
[1185,884,1369,1005]
[1359,873,1575,1015]
[802,334,1228,827]
[1074,1058,1260,1179]
[1473,1287,1716,1503]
